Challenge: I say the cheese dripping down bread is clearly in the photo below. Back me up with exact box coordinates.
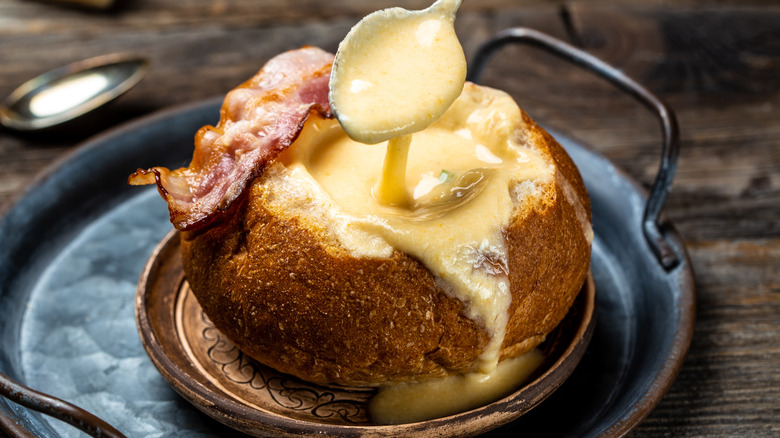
[129,46,592,420]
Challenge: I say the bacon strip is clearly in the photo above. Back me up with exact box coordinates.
[129,47,334,231]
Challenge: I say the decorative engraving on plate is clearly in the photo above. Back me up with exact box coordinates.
[198,310,371,423]
[178,282,372,424]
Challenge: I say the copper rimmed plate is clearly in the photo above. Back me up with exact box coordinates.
[135,229,596,437]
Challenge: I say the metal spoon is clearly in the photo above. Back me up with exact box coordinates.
[0,53,148,132]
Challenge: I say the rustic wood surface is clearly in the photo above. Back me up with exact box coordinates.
[1,0,779,436]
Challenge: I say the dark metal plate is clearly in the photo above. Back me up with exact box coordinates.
[0,98,694,437]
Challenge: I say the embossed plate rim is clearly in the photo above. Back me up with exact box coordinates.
[174,279,376,425]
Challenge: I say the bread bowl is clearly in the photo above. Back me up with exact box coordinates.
[129,45,591,400]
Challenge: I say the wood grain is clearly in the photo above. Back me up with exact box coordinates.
[555,6,780,437]
[1,1,779,436]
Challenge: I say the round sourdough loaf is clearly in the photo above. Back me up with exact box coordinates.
[180,104,592,386]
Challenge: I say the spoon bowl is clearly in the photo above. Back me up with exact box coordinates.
[0,53,148,132]
[329,0,464,144]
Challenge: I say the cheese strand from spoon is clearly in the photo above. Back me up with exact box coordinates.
[374,134,412,206]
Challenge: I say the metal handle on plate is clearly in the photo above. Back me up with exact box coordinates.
[0,371,125,438]
[467,27,681,270]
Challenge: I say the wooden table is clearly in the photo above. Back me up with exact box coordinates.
[1,1,778,436]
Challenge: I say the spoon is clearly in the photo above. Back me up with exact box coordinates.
[0,53,149,132]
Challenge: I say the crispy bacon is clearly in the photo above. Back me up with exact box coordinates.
[129,47,334,231]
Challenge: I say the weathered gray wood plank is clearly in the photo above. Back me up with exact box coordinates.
[1,2,779,436]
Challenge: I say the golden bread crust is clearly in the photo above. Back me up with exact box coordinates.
[500,111,591,359]
[181,195,490,385]
[181,111,590,386]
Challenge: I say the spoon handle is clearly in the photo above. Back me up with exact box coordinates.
[430,0,463,15]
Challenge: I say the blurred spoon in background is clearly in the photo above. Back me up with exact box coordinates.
[0,53,148,132]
